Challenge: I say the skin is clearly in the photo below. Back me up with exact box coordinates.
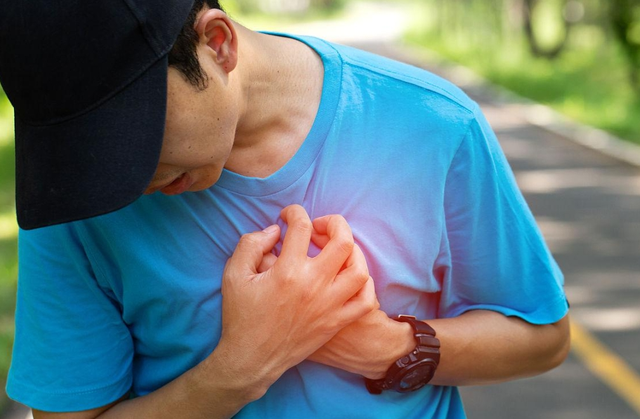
[34,7,571,419]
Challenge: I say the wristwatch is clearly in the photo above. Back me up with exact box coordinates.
[365,315,441,394]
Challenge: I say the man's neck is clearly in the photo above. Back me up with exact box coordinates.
[224,26,324,178]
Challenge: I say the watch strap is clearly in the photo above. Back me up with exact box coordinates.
[365,315,440,394]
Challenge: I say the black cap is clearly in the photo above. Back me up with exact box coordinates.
[0,0,195,229]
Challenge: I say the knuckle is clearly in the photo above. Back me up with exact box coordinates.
[238,233,260,248]
[222,260,233,276]
[290,217,312,235]
[283,204,307,220]
[329,214,347,225]
[317,321,335,337]
[290,203,305,212]
[324,315,345,333]
[329,215,351,234]
[372,298,381,311]
[335,314,355,330]
[351,267,369,286]
[363,297,378,312]
[360,270,370,284]
[299,285,313,303]
[278,265,302,286]
[236,233,260,253]
[337,237,355,255]
[279,267,296,283]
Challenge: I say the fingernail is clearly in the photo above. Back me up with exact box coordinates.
[263,224,278,234]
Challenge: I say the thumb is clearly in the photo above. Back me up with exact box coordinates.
[257,252,278,273]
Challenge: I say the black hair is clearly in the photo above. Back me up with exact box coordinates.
[168,0,223,90]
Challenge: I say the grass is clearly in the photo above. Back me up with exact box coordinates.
[404,1,640,145]
[0,88,17,389]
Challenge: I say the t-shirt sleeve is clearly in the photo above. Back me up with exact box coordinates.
[6,223,133,412]
[438,105,569,324]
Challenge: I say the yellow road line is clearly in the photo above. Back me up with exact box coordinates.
[570,320,640,415]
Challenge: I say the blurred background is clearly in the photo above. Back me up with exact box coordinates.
[1,0,640,417]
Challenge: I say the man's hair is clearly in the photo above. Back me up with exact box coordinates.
[168,0,223,90]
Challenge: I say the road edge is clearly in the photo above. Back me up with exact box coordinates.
[397,43,640,169]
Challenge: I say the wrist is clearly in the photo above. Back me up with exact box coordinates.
[202,341,275,404]
[365,315,441,394]
[368,318,415,379]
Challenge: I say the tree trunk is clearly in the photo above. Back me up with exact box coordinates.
[609,0,640,95]
[522,0,572,59]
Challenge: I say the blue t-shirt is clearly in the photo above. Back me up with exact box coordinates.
[7,34,568,418]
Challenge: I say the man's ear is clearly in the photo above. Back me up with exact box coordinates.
[195,9,238,73]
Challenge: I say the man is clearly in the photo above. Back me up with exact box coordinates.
[0,0,570,418]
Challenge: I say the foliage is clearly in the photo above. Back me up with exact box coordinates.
[223,0,345,18]
[0,86,17,389]
[405,0,640,144]
[608,0,640,93]
[522,0,573,59]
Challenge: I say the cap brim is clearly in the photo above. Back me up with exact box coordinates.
[15,56,168,230]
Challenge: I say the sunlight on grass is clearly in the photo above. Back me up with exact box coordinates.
[0,89,16,396]
[0,315,14,381]
[0,211,17,241]
[0,98,13,146]
[531,0,568,49]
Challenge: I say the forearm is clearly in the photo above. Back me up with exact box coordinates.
[311,309,570,387]
[34,343,276,419]
[101,346,269,419]
[427,310,571,386]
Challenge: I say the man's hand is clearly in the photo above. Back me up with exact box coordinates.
[299,224,414,380]
[307,309,414,379]
[250,209,404,381]
[213,205,378,399]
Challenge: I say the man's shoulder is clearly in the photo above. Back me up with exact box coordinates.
[329,41,477,115]
[275,32,478,125]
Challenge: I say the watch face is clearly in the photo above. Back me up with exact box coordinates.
[398,363,434,391]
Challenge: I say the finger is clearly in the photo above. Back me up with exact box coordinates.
[257,252,277,273]
[312,214,354,274]
[310,214,335,249]
[310,229,330,250]
[338,276,379,325]
[330,243,370,301]
[224,225,281,278]
[278,205,313,263]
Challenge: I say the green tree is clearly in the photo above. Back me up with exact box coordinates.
[609,0,640,94]
[522,0,576,59]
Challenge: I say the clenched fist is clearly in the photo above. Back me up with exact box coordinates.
[213,205,378,398]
